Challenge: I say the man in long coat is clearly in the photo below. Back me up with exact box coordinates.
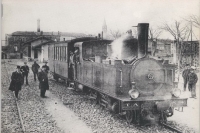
[188,66,198,98]
[9,66,23,99]
[32,61,40,81]
[21,62,29,85]
[182,64,190,91]
[38,66,49,98]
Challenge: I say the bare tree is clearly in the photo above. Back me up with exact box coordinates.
[110,30,122,39]
[148,27,162,56]
[160,20,190,81]
[183,15,200,28]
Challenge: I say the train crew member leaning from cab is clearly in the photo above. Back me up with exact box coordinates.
[42,61,49,74]
[182,64,190,91]
[21,62,29,85]
[69,51,75,80]
[9,66,24,99]
[38,66,49,98]
[32,61,40,81]
[188,66,198,99]
[74,49,80,64]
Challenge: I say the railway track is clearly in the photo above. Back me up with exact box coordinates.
[160,122,183,133]
[2,60,25,133]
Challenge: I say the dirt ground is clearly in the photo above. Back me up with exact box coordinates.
[2,59,92,133]
[169,73,200,132]
[43,91,92,133]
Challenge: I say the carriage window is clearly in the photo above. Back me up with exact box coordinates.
[55,47,57,60]
[61,46,64,61]
[58,47,60,60]
[60,47,62,61]
[63,47,66,61]
[65,47,68,62]
[57,47,59,60]
[60,46,62,61]
[54,47,55,60]
[63,46,65,61]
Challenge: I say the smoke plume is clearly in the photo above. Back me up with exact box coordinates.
[110,34,129,60]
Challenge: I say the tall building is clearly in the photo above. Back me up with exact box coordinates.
[102,19,107,39]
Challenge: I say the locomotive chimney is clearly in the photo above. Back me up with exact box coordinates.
[137,23,149,58]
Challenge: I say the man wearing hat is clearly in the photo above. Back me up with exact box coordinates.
[38,66,49,98]
[188,66,198,98]
[42,61,49,74]
[182,64,190,91]
[9,66,23,99]
[32,61,40,81]
[21,62,29,85]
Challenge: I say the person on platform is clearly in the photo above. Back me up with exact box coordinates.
[38,66,49,98]
[42,61,49,74]
[188,66,198,99]
[182,64,190,91]
[9,66,24,99]
[32,61,40,81]
[20,62,29,85]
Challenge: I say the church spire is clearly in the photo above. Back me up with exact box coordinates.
[102,19,107,39]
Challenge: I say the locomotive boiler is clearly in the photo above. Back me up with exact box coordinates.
[48,23,187,124]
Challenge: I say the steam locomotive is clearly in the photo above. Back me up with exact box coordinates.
[48,23,187,124]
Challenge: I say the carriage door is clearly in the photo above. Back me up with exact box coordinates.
[34,50,38,58]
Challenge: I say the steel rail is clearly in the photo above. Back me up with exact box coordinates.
[160,122,183,133]
[3,60,26,133]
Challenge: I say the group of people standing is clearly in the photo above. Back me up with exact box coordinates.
[182,64,198,99]
[9,61,50,99]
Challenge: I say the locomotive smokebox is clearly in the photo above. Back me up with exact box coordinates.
[137,23,149,58]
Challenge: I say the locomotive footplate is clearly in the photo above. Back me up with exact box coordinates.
[121,98,187,111]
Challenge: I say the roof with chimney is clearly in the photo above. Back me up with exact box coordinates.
[11,31,91,37]
[12,31,37,36]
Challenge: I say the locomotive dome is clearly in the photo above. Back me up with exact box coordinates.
[130,58,165,95]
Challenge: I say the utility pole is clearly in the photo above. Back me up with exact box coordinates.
[191,21,193,65]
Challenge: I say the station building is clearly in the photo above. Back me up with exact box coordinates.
[2,19,92,61]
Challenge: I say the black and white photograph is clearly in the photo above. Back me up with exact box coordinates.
[1,0,199,132]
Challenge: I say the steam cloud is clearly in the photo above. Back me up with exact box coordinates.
[110,34,129,60]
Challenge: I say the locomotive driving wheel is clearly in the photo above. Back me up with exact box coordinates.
[126,110,137,124]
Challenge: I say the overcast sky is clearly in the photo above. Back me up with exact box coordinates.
[2,0,199,40]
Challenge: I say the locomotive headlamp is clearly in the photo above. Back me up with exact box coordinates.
[172,89,181,98]
[129,82,139,99]
[78,84,83,91]
[129,89,139,99]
